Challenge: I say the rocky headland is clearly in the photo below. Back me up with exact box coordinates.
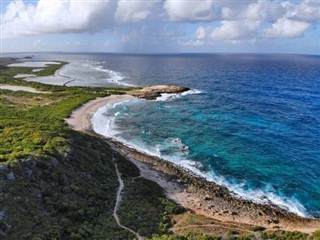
[127,85,190,100]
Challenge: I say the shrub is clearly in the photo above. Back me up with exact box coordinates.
[312,230,320,240]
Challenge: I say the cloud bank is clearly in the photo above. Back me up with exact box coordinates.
[1,0,118,38]
[1,0,319,47]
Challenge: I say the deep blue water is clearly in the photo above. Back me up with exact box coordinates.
[26,53,320,217]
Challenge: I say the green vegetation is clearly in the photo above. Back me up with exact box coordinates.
[0,61,136,162]
[150,231,313,240]
[115,152,185,237]
[312,230,320,240]
[0,61,67,78]
[154,211,319,240]
[149,233,222,240]
[1,132,134,239]
[0,60,191,239]
[249,226,266,232]
[261,230,309,240]
[0,59,318,239]
[0,61,147,239]
[116,154,185,236]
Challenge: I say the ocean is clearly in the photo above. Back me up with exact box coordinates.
[18,53,320,218]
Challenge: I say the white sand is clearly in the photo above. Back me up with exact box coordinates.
[14,74,36,78]
[66,95,135,131]
[8,61,61,68]
[0,84,50,94]
[32,68,44,72]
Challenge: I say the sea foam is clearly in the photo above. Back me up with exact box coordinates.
[91,96,310,218]
[56,60,135,87]
[88,62,134,86]
[156,89,202,101]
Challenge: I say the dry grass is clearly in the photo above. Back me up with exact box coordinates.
[1,95,59,106]
[171,212,258,237]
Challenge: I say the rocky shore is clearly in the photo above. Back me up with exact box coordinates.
[66,84,320,234]
[108,139,320,234]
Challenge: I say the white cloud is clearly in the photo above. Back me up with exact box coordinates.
[1,0,116,39]
[1,0,319,43]
[243,1,286,22]
[264,17,310,38]
[210,20,260,41]
[181,26,208,46]
[163,1,266,22]
[283,0,320,22]
[163,0,215,21]
[163,0,319,24]
[196,26,207,40]
[115,0,160,23]
[181,0,318,45]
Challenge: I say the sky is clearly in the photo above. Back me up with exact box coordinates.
[1,0,320,54]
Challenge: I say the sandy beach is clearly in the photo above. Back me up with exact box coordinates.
[66,94,135,131]
[65,86,320,234]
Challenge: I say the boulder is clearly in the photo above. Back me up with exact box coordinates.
[7,172,15,181]
[0,165,9,172]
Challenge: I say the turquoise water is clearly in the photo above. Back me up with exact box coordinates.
[32,53,320,217]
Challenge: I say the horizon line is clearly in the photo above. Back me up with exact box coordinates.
[1,51,320,57]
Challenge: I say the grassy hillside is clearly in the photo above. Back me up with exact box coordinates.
[0,61,184,239]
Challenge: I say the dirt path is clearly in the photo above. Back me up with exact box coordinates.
[112,156,143,240]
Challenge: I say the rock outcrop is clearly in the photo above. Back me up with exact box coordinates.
[128,85,190,100]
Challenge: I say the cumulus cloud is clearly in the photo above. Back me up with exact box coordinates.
[163,0,276,22]
[264,18,310,38]
[185,0,319,44]
[1,0,319,44]
[283,0,320,22]
[210,20,260,41]
[162,0,319,24]
[1,0,116,39]
[243,1,286,22]
[115,0,160,23]
[181,26,208,46]
[196,26,207,40]
[163,0,216,21]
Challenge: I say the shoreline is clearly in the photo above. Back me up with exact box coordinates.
[22,62,74,86]
[66,94,135,132]
[53,64,76,86]
[65,86,320,234]
[105,137,320,233]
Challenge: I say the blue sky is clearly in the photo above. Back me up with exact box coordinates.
[1,0,319,54]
